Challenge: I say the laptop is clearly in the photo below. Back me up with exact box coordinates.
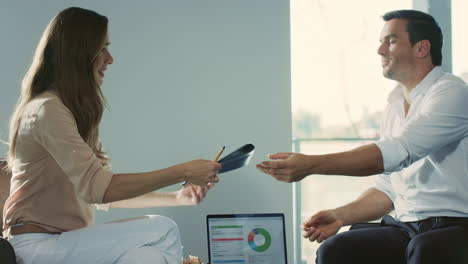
[207,213,288,264]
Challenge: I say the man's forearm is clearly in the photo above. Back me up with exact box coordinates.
[334,188,394,226]
[310,143,385,176]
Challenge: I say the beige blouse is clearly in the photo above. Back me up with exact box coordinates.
[0,161,11,232]
[2,91,113,236]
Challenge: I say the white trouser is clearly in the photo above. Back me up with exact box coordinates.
[8,215,182,264]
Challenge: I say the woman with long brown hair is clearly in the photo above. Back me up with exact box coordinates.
[3,7,220,264]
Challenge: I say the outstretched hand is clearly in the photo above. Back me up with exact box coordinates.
[302,210,343,243]
[176,183,214,206]
[256,152,313,183]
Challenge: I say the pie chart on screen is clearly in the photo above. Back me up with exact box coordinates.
[248,228,272,252]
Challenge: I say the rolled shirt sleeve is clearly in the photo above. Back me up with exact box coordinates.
[31,99,113,204]
[375,81,468,173]
[372,174,396,203]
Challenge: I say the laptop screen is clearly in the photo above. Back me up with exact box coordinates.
[207,213,287,264]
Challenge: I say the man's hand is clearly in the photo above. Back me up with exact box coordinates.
[176,183,214,206]
[256,152,313,182]
[302,209,344,243]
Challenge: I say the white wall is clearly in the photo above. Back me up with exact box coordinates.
[0,0,293,262]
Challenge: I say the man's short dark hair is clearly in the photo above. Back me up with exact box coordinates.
[383,10,443,66]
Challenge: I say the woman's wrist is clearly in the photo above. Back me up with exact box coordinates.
[168,191,183,205]
[167,164,188,183]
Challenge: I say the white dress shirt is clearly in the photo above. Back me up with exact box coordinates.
[374,66,468,222]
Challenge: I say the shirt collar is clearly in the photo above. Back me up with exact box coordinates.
[410,66,444,100]
[386,66,444,104]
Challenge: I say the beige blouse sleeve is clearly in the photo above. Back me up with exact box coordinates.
[31,98,113,204]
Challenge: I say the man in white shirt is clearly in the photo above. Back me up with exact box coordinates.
[257,9,468,264]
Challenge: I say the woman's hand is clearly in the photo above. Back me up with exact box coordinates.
[179,159,221,186]
[175,183,214,205]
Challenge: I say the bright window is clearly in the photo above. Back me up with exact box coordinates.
[452,0,468,82]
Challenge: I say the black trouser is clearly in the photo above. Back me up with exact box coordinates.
[316,215,468,264]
